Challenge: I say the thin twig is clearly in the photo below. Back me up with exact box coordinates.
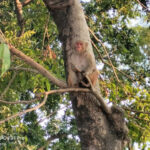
[0,72,17,99]
[22,0,34,6]
[124,107,150,115]
[91,40,134,81]
[0,30,6,43]
[9,67,39,73]
[136,0,148,10]
[0,98,40,104]
[42,16,50,50]
[38,132,67,150]
[37,104,70,124]
[89,28,120,82]
[0,95,48,124]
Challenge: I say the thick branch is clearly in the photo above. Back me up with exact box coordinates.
[9,44,67,88]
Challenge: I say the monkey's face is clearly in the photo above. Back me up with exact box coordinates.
[75,42,84,53]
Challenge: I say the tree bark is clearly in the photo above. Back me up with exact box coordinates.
[43,0,126,149]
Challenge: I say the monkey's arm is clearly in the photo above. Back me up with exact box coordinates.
[48,0,73,9]
[82,53,96,74]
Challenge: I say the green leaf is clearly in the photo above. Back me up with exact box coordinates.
[0,43,11,76]
[46,80,51,91]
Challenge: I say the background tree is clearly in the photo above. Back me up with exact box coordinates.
[0,0,149,149]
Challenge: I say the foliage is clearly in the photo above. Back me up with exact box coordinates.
[0,0,149,149]
[0,44,11,76]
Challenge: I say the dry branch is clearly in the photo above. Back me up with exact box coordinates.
[0,98,40,104]
[91,40,134,81]
[14,0,24,36]
[0,87,111,124]
[38,132,67,150]
[89,28,120,82]
[0,94,48,124]
[22,0,34,6]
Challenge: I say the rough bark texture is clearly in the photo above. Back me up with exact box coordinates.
[43,0,126,149]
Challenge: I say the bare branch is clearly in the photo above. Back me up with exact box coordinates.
[0,88,89,124]
[0,95,48,124]
[14,0,25,36]
[38,132,67,150]
[42,16,50,51]
[9,67,39,73]
[45,87,90,95]
[0,86,111,124]
[0,30,6,43]
[45,88,111,115]
[89,28,120,83]
[9,44,67,88]
[124,107,150,115]
[91,40,134,82]
[37,104,68,124]
[0,72,17,99]
[136,0,148,10]
[22,0,34,7]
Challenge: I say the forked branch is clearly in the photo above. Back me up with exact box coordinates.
[0,94,48,124]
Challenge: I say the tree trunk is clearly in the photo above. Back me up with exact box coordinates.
[43,0,126,149]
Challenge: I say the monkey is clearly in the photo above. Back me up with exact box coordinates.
[68,40,99,88]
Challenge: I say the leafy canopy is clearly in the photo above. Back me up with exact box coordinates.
[0,0,149,149]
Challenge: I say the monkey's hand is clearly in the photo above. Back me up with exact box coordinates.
[71,64,81,72]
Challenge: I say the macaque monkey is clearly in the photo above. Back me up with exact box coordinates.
[68,40,99,88]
